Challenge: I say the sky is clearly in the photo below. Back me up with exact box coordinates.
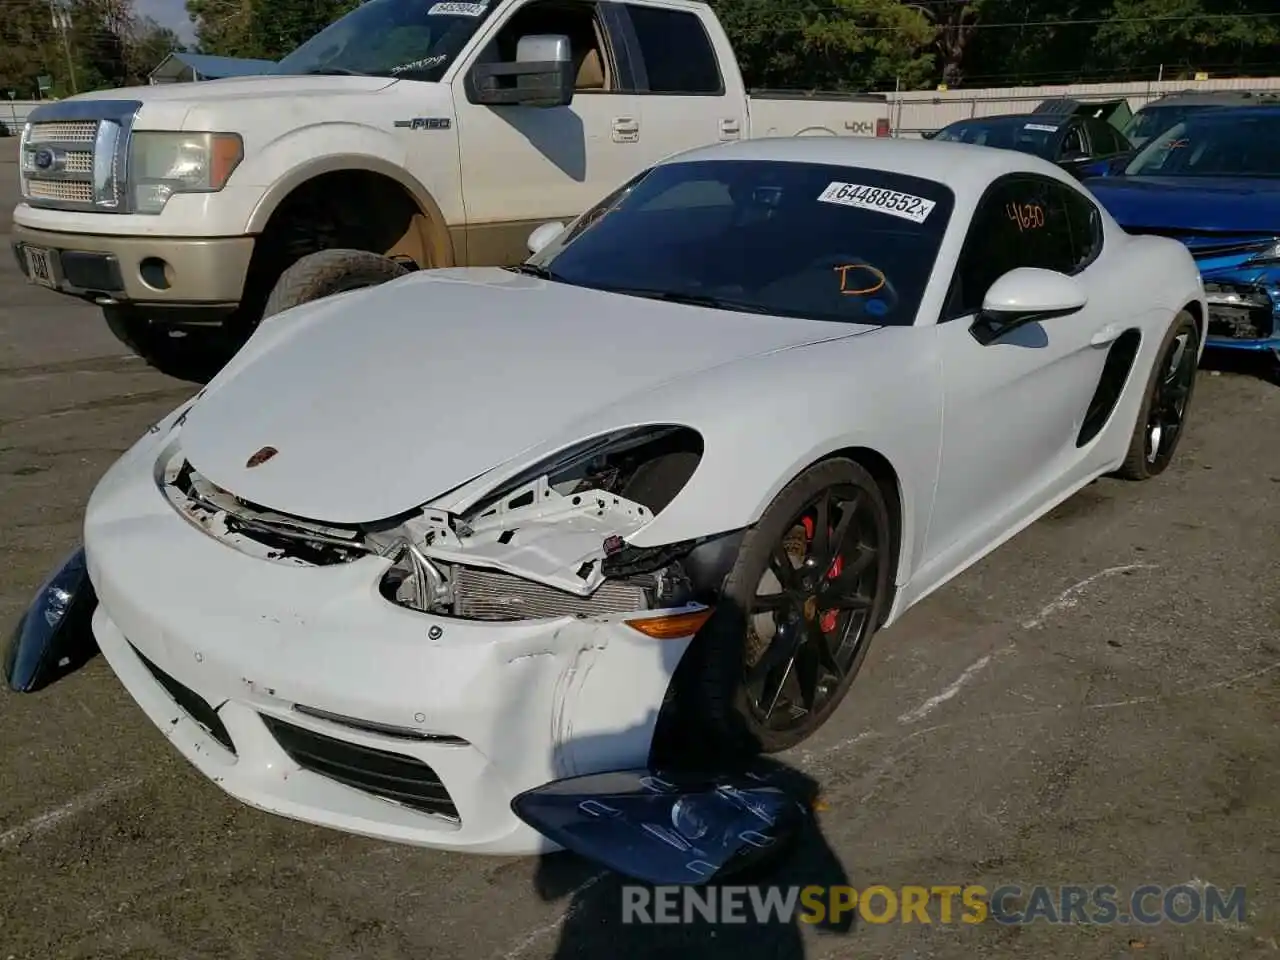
[135,0,198,44]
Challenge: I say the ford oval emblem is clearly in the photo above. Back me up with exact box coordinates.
[33,149,53,170]
[245,445,278,468]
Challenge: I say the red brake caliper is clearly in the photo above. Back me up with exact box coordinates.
[801,516,843,633]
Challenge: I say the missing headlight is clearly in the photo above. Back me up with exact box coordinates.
[465,425,703,524]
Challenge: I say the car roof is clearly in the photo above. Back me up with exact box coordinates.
[940,113,1062,126]
[1147,90,1280,107]
[663,136,1075,194]
[1173,104,1280,122]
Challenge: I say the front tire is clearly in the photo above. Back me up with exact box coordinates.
[1116,310,1199,481]
[103,306,235,382]
[261,249,410,322]
[696,458,894,754]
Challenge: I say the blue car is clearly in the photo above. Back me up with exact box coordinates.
[1083,106,1280,362]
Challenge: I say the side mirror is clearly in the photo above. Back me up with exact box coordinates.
[472,33,574,108]
[970,267,1087,345]
[527,220,565,255]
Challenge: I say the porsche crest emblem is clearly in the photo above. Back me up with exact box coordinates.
[245,446,279,468]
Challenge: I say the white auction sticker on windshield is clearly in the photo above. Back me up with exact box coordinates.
[817,182,936,223]
[429,1,488,15]
[1023,123,1059,132]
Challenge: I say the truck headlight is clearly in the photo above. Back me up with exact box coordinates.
[129,132,243,214]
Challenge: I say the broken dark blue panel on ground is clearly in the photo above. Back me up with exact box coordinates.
[4,546,99,693]
[512,767,810,886]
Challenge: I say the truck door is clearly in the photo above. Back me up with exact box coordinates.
[611,2,749,162]
[451,0,644,266]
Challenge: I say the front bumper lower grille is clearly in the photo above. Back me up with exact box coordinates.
[132,645,236,754]
[260,714,460,822]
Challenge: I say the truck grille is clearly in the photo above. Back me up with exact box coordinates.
[28,180,94,203]
[29,120,100,142]
[20,100,140,212]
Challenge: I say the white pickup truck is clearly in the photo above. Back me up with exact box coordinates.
[11,0,891,376]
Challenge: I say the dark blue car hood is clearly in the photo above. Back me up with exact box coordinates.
[1083,176,1280,234]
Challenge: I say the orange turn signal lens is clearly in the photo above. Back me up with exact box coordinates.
[209,133,244,190]
[624,608,714,640]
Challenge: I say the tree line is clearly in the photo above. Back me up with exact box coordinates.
[2,0,1276,100]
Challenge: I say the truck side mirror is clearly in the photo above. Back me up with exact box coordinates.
[472,34,575,108]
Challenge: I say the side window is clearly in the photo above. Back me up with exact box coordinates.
[1087,119,1119,154]
[1059,185,1104,271]
[947,176,1082,318]
[1060,123,1086,157]
[481,0,615,92]
[624,5,723,94]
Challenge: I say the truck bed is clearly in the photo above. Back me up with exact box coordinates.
[746,89,891,138]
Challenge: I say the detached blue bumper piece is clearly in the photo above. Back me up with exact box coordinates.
[4,546,99,693]
[512,767,810,886]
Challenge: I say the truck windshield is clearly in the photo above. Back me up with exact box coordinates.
[526,159,955,327]
[274,0,498,81]
[1124,113,1280,178]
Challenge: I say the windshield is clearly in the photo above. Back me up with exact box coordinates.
[527,159,955,326]
[274,0,497,80]
[1124,113,1280,178]
[1122,105,1196,147]
[931,119,1058,157]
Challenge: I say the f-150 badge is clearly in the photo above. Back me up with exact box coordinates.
[395,117,452,130]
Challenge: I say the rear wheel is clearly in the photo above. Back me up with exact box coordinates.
[696,458,894,754]
[1116,310,1198,481]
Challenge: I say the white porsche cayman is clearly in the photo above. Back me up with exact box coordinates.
[79,137,1205,856]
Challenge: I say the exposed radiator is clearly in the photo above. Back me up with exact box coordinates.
[451,566,650,621]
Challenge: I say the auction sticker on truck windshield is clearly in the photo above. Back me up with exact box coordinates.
[428,1,487,15]
[818,182,936,224]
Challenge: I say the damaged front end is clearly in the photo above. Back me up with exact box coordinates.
[1181,236,1280,350]
[159,425,742,627]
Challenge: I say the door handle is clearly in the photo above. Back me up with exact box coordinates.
[720,118,741,134]
[1090,323,1122,347]
[612,118,639,133]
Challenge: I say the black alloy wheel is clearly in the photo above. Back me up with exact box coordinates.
[693,458,894,755]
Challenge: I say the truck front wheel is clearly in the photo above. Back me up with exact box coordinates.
[103,307,235,382]
[261,249,410,321]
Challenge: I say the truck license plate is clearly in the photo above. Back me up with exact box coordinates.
[23,245,58,289]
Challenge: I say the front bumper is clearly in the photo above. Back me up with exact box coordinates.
[83,433,691,855]
[1197,261,1280,353]
[11,222,253,308]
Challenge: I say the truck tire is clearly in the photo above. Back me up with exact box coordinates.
[262,249,410,321]
[103,306,232,383]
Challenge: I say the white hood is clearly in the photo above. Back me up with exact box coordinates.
[178,268,876,524]
[70,75,398,106]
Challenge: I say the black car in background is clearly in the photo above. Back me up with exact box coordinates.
[925,111,1134,179]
